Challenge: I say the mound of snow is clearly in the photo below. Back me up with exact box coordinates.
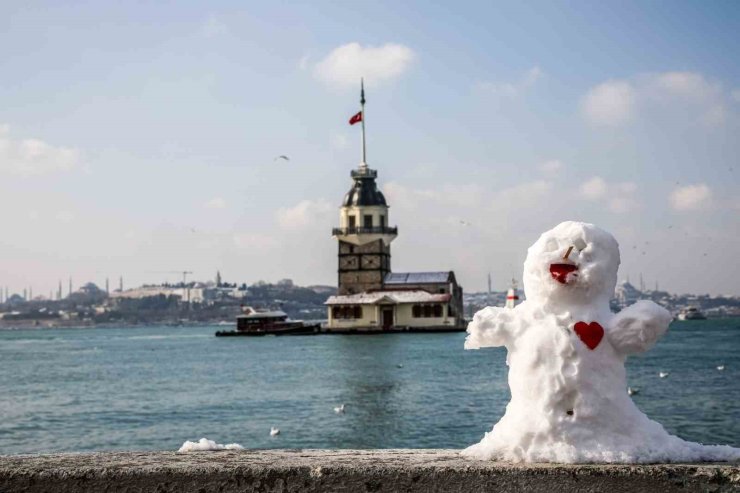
[178,437,244,452]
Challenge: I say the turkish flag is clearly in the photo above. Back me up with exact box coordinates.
[349,111,363,125]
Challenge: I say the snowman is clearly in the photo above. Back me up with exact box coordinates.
[463,221,740,463]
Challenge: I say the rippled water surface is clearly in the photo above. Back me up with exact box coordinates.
[1,320,738,454]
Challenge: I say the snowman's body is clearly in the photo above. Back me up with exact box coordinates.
[464,221,740,463]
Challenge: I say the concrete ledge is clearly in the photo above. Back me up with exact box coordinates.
[1,449,739,492]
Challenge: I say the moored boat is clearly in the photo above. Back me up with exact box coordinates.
[215,306,321,336]
[677,306,706,320]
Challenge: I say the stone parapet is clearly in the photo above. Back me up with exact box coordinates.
[1,449,739,492]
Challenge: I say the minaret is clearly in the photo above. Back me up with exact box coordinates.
[216,270,222,287]
[487,273,492,307]
[332,80,397,295]
[505,278,519,309]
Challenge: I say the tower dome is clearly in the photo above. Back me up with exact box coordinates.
[342,167,387,207]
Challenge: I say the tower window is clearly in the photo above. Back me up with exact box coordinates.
[348,215,356,229]
[363,215,373,228]
[379,215,386,227]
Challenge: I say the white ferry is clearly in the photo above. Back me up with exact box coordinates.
[215,306,321,336]
[677,306,706,321]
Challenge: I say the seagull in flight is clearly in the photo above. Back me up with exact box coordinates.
[274,155,290,162]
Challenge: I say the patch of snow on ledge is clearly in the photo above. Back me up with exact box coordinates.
[178,438,244,452]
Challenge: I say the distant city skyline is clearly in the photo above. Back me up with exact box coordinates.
[0,1,739,296]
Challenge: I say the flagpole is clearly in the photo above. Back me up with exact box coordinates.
[360,78,367,167]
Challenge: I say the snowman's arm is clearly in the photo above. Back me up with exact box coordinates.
[606,300,672,355]
[464,306,516,349]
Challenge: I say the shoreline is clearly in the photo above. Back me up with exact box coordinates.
[3,317,738,332]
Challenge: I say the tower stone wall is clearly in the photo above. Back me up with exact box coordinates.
[337,239,391,295]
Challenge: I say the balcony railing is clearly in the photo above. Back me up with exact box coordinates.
[332,226,398,236]
[351,168,377,179]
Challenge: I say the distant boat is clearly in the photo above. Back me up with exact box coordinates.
[717,365,725,371]
[270,427,280,436]
[659,371,670,378]
[215,306,321,337]
[677,306,706,321]
[627,387,639,396]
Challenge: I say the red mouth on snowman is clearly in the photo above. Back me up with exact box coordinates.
[550,264,578,284]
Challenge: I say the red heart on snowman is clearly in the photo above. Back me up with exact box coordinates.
[574,321,604,350]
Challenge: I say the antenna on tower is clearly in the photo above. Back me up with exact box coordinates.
[360,78,367,168]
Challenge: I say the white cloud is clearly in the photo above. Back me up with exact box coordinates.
[313,43,415,88]
[476,66,543,98]
[202,15,228,38]
[582,71,732,127]
[670,183,711,211]
[540,159,563,173]
[579,177,638,213]
[581,80,636,126]
[204,197,227,209]
[0,125,80,176]
[276,199,333,230]
[580,177,608,199]
[653,72,718,101]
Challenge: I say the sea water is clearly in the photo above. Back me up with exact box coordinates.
[0,320,738,454]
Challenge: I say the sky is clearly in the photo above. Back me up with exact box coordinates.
[0,1,739,297]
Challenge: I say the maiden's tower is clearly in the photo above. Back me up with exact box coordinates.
[325,82,465,332]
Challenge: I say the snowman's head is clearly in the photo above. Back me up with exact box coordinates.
[523,221,620,306]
